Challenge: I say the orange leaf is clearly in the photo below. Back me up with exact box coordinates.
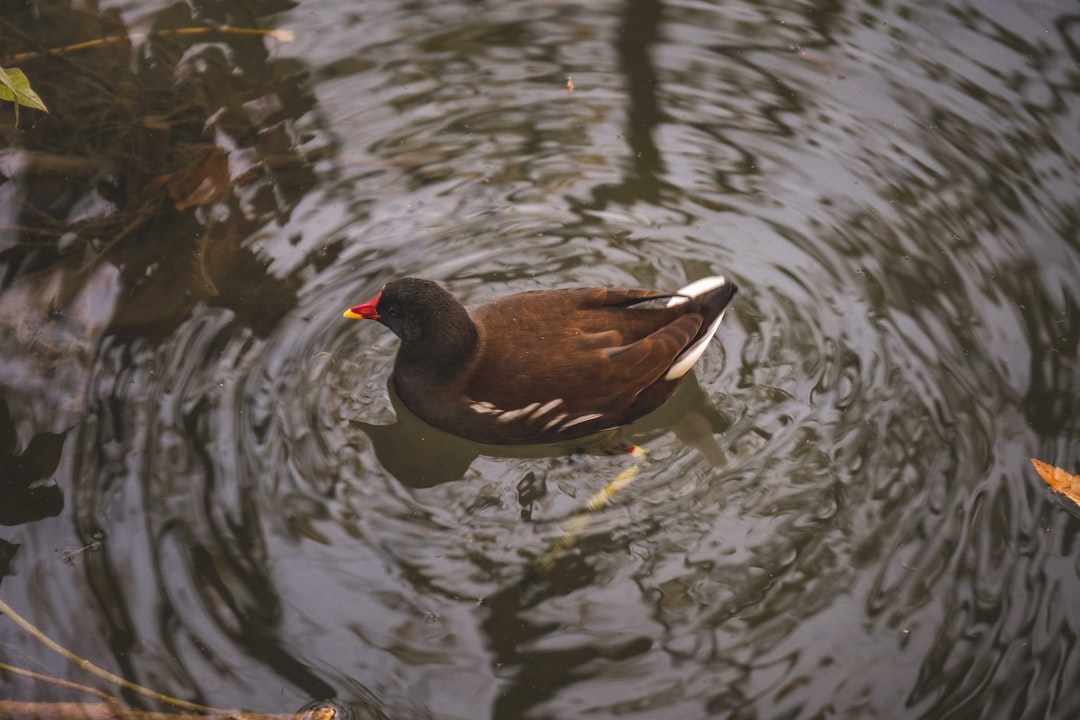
[1031,458,1080,508]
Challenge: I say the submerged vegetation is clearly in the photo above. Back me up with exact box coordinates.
[0,0,326,333]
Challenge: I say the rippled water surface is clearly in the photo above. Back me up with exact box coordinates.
[2,0,1080,718]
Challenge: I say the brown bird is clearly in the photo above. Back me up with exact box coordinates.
[343,276,736,444]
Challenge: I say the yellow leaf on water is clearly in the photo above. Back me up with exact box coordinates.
[1031,458,1080,508]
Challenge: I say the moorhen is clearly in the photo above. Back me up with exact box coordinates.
[343,276,737,444]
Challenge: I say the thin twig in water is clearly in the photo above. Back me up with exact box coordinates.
[0,597,228,715]
[56,540,102,564]
[796,45,845,79]
[8,27,294,64]
[0,661,122,705]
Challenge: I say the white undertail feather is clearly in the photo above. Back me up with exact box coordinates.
[664,275,728,307]
[664,275,730,380]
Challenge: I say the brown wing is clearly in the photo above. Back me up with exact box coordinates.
[463,288,703,436]
[603,313,702,389]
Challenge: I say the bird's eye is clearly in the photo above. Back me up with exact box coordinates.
[387,307,398,317]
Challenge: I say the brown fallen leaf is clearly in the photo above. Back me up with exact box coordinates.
[1031,458,1080,508]
[164,147,232,211]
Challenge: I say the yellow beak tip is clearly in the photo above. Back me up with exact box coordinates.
[343,309,363,319]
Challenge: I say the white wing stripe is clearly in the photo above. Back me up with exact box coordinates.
[559,413,604,430]
[543,412,569,431]
[530,398,564,418]
[497,402,540,423]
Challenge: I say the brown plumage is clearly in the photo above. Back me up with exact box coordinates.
[343,276,737,444]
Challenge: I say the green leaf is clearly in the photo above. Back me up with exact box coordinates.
[0,66,49,125]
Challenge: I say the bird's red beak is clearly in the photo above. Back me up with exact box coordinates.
[343,290,382,320]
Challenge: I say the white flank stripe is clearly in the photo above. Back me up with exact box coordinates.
[666,275,729,307]
[470,401,499,415]
[530,398,564,419]
[559,413,604,430]
[665,310,726,380]
[497,403,540,423]
[543,412,569,431]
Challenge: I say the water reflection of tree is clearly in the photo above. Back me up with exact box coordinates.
[0,0,341,706]
[0,397,63,528]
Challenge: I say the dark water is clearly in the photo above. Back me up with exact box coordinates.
[2,0,1079,718]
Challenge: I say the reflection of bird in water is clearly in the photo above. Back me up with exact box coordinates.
[351,369,733,573]
[351,368,733,489]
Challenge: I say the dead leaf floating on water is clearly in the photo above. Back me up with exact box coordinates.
[1031,458,1080,508]
[164,148,232,211]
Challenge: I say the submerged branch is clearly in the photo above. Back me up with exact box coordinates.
[8,27,295,64]
[0,598,222,714]
[0,662,121,704]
